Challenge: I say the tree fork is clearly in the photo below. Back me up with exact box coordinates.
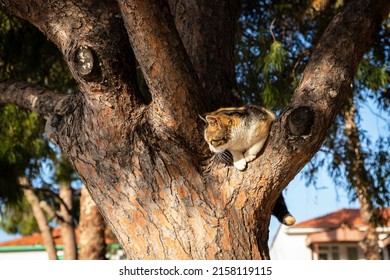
[118,0,205,151]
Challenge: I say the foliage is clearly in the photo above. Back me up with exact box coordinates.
[0,195,39,235]
[236,0,330,108]
[313,106,390,212]
[0,104,49,203]
[0,9,75,92]
[0,8,78,235]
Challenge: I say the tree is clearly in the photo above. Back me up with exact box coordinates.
[0,0,389,259]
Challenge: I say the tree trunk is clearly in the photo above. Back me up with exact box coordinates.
[343,102,381,260]
[20,179,57,260]
[1,0,389,259]
[58,182,78,260]
[79,185,107,260]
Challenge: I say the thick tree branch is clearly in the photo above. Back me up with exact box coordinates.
[117,0,205,148]
[263,0,390,190]
[168,0,242,110]
[0,81,67,118]
[78,186,107,260]
[1,0,143,109]
[266,0,390,192]
[1,1,148,170]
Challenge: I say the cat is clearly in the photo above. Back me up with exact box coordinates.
[202,105,275,171]
[202,105,295,226]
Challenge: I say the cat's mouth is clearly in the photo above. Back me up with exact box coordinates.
[208,144,224,153]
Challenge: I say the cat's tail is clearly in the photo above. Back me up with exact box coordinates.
[281,214,296,226]
[272,194,296,226]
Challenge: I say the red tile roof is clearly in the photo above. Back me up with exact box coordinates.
[0,228,75,247]
[293,208,390,229]
[0,228,114,247]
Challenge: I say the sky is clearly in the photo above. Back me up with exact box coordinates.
[0,99,388,245]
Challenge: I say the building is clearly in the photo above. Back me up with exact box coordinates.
[270,208,390,260]
[0,228,123,260]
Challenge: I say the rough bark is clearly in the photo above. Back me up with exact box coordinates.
[79,185,107,260]
[117,0,205,148]
[1,0,389,259]
[0,81,67,118]
[344,102,381,260]
[20,179,57,260]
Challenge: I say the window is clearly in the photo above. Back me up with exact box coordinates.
[316,244,361,260]
[331,246,340,260]
[347,246,358,260]
[318,253,328,260]
[318,245,340,260]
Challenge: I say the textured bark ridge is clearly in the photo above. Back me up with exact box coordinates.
[1,0,389,259]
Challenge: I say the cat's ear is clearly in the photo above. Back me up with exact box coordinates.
[205,115,219,126]
[198,114,207,123]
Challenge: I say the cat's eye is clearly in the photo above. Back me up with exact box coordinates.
[211,136,227,146]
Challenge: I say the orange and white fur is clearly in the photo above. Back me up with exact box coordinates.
[203,105,275,171]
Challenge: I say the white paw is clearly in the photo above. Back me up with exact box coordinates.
[245,154,256,162]
[233,159,247,171]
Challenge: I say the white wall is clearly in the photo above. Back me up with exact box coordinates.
[0,251,49,260]
[270,225,312,260]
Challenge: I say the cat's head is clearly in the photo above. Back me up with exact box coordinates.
[201,112,235,153]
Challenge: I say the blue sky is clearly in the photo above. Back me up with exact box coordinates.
[0,228,17,242]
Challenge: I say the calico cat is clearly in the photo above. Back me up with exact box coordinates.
[203,105,275,171]
[202,105,295,226]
